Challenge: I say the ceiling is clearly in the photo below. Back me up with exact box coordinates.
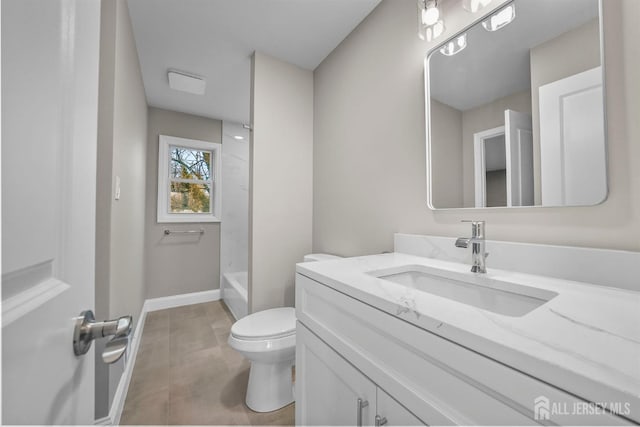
[127,0,382,124]
[429,0,599,111]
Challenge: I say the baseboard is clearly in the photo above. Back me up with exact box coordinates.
[143,289,221,312]
[105,305,147,426]
[225,301,241,321]
[98,289,221,425]
[94,415,112,425]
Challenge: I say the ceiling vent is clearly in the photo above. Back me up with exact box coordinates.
[167,69,206,95]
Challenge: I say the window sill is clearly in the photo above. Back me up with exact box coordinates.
[157,214,221,223]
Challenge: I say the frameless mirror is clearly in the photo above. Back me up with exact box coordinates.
[426,0,606,209]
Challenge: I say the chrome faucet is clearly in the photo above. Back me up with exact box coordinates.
[455,220,487,273]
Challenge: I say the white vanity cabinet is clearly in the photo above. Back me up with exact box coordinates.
[295,272,631,426]
[377,388,424,426]
[296,321,423,426]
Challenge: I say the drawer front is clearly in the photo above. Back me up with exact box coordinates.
[296,273,628,426]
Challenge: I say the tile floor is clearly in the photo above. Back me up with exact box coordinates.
[120,301,295,425]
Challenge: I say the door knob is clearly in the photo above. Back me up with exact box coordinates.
[102,336,129,364]
[73,310,132,364]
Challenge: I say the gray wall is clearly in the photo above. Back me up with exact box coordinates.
[430,90,531,209]
[429,100,463,209]
[530,19,600,205]
[249,52,314,313]
[486,170,507,208]
[313,0,640,254]
[461,90,531,207]
[95,0,148,418]
[145,107,222,299]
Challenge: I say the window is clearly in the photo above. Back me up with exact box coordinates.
[157,135,221,223]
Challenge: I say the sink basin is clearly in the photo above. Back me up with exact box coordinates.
[370,265,558,317]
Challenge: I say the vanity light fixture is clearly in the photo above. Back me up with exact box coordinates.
[440,33,467,56]
[462,0,493,13]
[482,3,515,32]
[167,69,206,95]
[417,0,445,42]
[233,135,244,140]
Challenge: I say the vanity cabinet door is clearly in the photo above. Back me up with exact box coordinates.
[376,388,425,426]
[296,322,377,426]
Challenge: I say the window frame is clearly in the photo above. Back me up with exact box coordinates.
[157,135,222,223]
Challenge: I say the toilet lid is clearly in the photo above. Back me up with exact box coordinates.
[231,307,296,340]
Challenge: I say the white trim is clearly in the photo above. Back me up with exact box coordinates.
[97,289,221,425]
[143,289,221,312]
[106,308,147,427]
[473,125,505,208]
[94,416,112,426]
[157,135,222,223]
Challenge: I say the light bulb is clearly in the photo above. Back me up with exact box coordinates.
[462,0,493,13]
[417,0,445,42]
[482,4,515,31]
[440,33,467,56]
[425,20,445,42]
[422,3,440,26]
[433,21,445,39]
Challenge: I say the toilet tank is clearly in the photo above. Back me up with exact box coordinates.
[303,253,342,262]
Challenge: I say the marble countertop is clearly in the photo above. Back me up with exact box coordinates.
[296,253,640,417]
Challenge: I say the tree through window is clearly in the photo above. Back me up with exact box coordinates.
[169,147,212,213]
[157,135,221,223]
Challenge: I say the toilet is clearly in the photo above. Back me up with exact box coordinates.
[228,253,341,412]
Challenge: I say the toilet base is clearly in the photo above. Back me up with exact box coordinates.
[245,359,294,412]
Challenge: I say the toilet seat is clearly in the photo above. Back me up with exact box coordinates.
[228,332,295,356]
[230,307,295,341]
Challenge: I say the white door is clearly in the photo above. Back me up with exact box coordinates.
[2,0,100,424]
[539,66,606,206]
[296,323,377,426]
[504,109,534,207]
[473,126,506,208]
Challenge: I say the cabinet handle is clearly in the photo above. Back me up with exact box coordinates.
[375,415,388,426]
[357,398,369,427]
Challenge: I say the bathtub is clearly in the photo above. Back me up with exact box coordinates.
[222,271,248,320]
